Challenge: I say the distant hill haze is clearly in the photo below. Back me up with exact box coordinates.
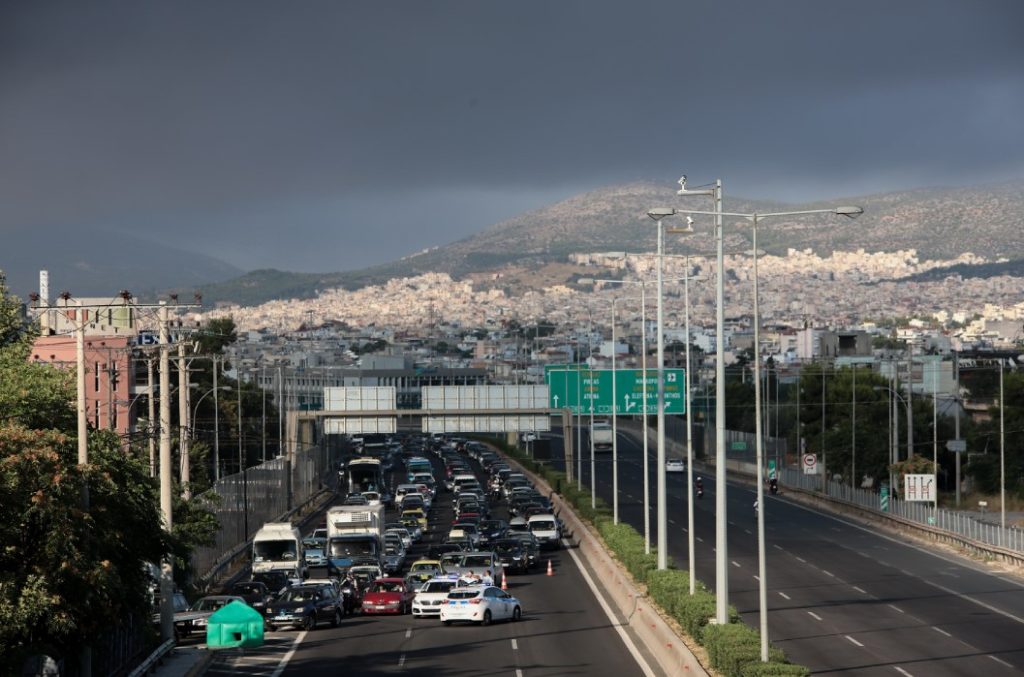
[197,179,1024,306]
[1,225,242,301]
[5,180,1021,306]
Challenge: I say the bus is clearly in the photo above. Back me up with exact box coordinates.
[346,457,384,495]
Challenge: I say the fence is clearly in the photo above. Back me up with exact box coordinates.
[773,464,1024,555]
[191,443,334,577]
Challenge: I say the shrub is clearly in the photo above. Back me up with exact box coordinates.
[740,663,810,677]
[704,623,785,677]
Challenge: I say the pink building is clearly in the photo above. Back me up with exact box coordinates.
[31,334,137,436]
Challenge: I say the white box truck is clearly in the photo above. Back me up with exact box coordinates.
[252,522,305,579]
[325,504,385,576]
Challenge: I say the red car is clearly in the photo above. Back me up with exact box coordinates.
[360,577,415,615]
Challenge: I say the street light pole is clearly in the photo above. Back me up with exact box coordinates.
[213,355,220,481]
[611,298,619,524]
[684,254,696,595]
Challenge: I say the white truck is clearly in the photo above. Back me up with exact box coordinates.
[325,504,385,576]
[252,522,305,579]
[591,421,614,452]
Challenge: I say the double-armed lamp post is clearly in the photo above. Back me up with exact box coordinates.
[647,200,863,660]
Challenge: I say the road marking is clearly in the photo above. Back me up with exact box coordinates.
[852,586,867,594]
[731,560,741,568]
[823,570,835,578]
[932,627,951,637]
[778,592,790,600]
[696,536,704,542]
[895,667,914,677]
[889,604,905,613]
[745,529,752,535]
[845,635,864,647]
[808,611,823,621]
[561,538,657,677]
[795,556,806,563]
[923,579,1024,626]
[270,630,307,677]
[753,575,760,581]
[669,519,676,524]
[516,670,524,677]
[398,653,406,667]
[989,655,1014,668]
[511,638,518,650]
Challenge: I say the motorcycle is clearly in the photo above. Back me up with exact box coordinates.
[769,479,778,495]
[340,579,361,615]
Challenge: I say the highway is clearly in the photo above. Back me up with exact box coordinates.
[204,442,656,677]
[560,425,1024,676]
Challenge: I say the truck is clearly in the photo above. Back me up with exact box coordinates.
[325,504,385,577]
[591,421,614,452]
[252,522,305,580]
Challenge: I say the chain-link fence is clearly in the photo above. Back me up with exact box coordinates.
[191,443,335,578]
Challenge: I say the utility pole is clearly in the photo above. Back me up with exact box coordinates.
[147,357,156,478]
[954,351,961,507]
[158,303,174,642]
[213,355,220,481]
[262,364,267,463]
[178,338,191,500]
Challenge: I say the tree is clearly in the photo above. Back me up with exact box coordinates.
[0,277,169,673]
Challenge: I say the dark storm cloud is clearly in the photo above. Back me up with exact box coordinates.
[1,0,1022,272]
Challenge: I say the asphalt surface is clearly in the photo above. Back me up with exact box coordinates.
[204,443,652,677]
[559,425,1024,676]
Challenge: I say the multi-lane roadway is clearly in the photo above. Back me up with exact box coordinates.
[563,425,1024,676]
[203,442,657,677]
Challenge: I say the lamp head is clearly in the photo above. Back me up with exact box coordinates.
[647,207,676,220]
[686,215,695,228]
[677,175,687,193]
[835,206,864,219]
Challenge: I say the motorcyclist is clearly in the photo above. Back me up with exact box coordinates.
[769,477,778,495]
[695,476,704,498]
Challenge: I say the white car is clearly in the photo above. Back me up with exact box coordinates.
[412,577,459,617]
[361,491,382,507]
[665,459,686,473]
[385,527,413,550]
[440,585,522,626]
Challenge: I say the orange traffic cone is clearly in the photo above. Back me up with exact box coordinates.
[501,571,509,591]
[546,560,554,576]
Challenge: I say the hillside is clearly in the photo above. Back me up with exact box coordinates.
[198,179,1024,306]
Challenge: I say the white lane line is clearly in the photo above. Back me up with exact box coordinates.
[852,586,867,594]
[731,561,742,568]
[795,556,806,563]
[561,538,657,677]
[744,529,752,535]
[773,544,783,550]
[406,628,412,638]
[808,611,823,621]
[669,519,676,524]
[895,667,914,677]
[932,627,951,637]
[845,635,864,647]
[516,670,524,677]
[511,638,518,650]
[398,653,406,667]
[923,579,1024,626]
[778,591,790,600]
[696,536,704,542]
[888,604,905,613]
[989,655,1014,668]
[270,630,307,677]
[823,570,836,578]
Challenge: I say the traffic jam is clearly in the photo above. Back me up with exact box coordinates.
[171,434,563,640]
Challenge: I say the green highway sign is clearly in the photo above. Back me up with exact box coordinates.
[545,367,686,415]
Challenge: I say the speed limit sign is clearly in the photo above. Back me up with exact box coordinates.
[802,453,818,475]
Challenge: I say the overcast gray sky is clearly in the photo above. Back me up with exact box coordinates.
[2,0,1022,273]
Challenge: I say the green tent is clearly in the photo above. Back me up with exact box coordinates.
[206,600,265,649]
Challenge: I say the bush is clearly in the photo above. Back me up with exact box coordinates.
[740,663,810,677]
[704,623,785,677]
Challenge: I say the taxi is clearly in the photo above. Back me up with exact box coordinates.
[401,507,428,532]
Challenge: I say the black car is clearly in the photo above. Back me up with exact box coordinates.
[252,571,292,597]
[493,538,529,574]
[230,581,273,616]
[507,533,541,570]
[477,519,508,547]
[265,584,343,631]
[429,542,468,559]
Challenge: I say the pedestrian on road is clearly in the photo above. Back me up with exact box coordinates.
[482,570,494,586]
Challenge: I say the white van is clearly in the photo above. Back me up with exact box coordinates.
[527,514,561,549]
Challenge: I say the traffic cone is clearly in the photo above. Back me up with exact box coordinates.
[546,560,554,576]
[501,571,508,591]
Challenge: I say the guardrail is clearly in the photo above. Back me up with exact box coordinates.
[126,640,174,677]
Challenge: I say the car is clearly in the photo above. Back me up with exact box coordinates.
[343,493,369,506]
[440,551,504,588]
[506,533,541,569]
[402,507,428,532]
[265,584,343,631]
[382,538,407,575]
[440,585,522,626]
[361,491,382,506]
[492,539,529,574]
[361,577,416,615]
[411,577,459,617]
[350,564,384,588]
[477,519,508,547]
[666,458,686,473]
[399,516,424,541]
[385,524,414,550]
[408,559,443,579]
[230,581,273,616]
[304,545,327,567]
[527,514,561,549]
[186,595,247,633]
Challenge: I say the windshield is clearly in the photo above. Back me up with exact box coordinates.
[329,540,377,558]
[494,543,519,554]
[281,588,318,603]
[253,539,297,561]
[439,554,462,568]
[462,556,491,568]
[422,581,456,593]
[530,520,556,531]
[371,581,405,593]
[194,598,231,612]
